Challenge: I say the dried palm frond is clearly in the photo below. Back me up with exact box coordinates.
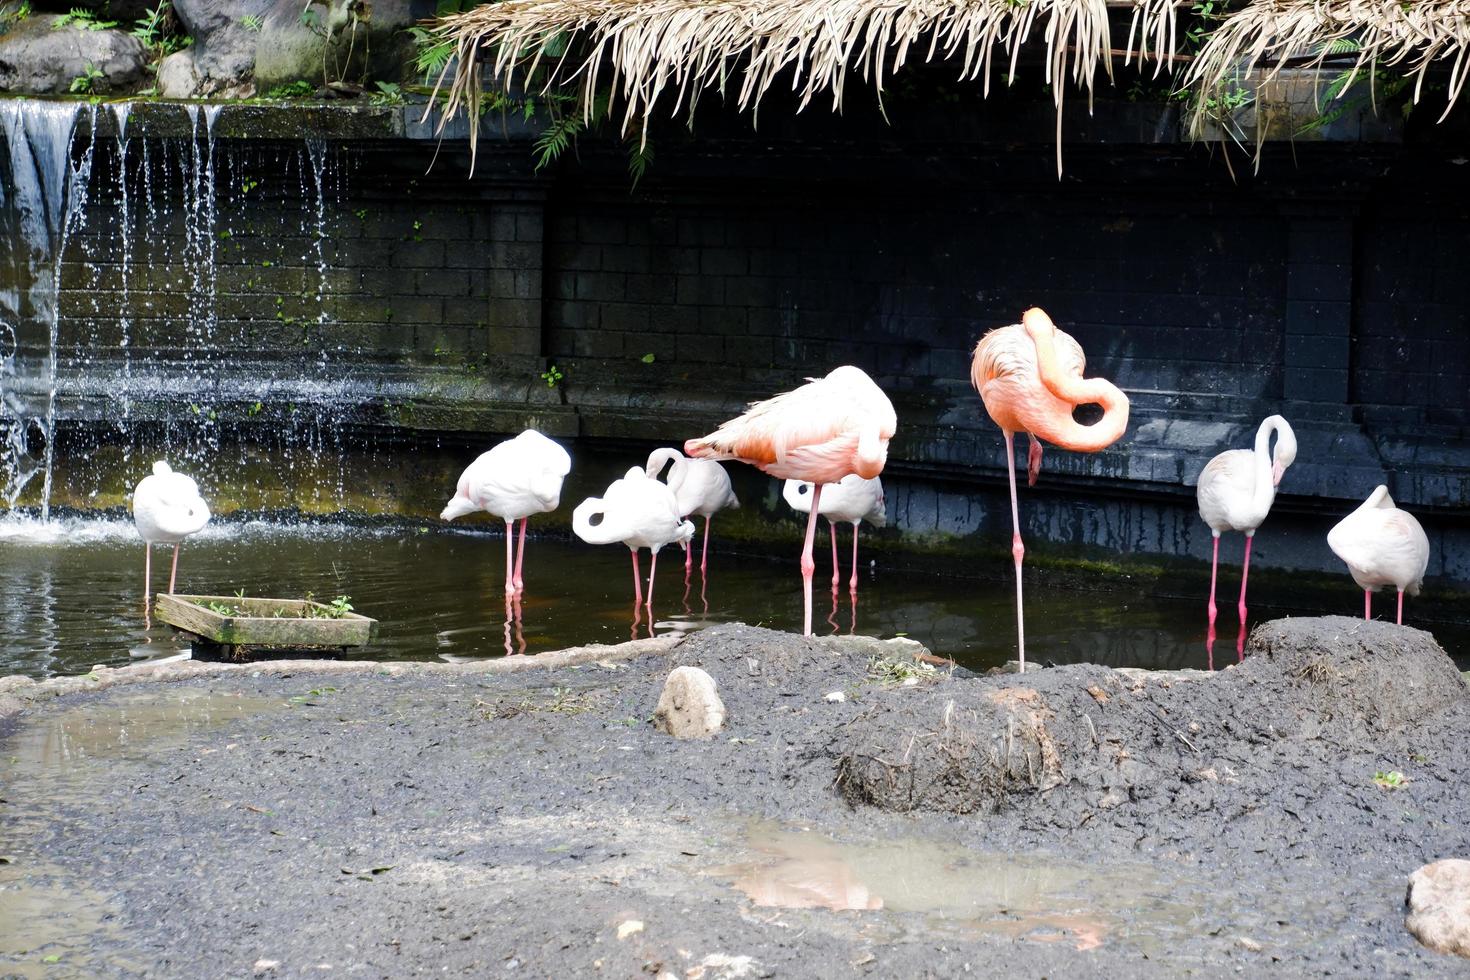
[427,0,1184,175]
[1185,0,1470,139]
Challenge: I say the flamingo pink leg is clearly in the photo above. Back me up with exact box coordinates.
[1003,431,1027,672]
[849,523,860,593]
[1364,589,1371,621]
[630,549,643,607]
[647,550,659,611]
[167,544,181,595]
[513,518,527,592]
[144,546,152,608]
[830,520,840,591]
[1396,590,1404,626]
[800,484,824,637]
[700,516,711,575]
[1237,534,1252,624]
[503,520,516,596]
[1211,531,1223,640]
[685,526,694,574]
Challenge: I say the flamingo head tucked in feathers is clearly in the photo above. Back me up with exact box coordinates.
[1267,415,1298,487]
[135,461,212,540]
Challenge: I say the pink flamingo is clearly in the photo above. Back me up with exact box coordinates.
[971,308,1129,671]
[1327,486,1429,625]
[685,366,896,636]
[440,430,571,596]
[1195,415,1297,662]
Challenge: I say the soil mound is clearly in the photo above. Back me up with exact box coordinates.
[836,616,1466,815]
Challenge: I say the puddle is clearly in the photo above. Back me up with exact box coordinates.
[714,824,1203,952]
[0,688,283,976]
[2,687,283,782]
[0,855,141,979]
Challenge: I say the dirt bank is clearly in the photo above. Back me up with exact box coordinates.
[2,618,1468,977]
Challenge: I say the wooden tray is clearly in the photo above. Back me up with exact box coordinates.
[155,594,378,660]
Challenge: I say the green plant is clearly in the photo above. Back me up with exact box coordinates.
[866,655,936,685]
[204,600,238,616]
[55,7,117,30]
[369,80,405,106]
[540,364,563,388]
[640,353,655,364]
[327,595,354,618]
[1373,770,1408,790]
[132,2,189,58]
[239,13,263,32]
[68,63,104,95]
[265,79,315,99]
[0,1,31,32]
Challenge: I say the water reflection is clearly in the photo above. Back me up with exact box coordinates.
[0,515,1465,680]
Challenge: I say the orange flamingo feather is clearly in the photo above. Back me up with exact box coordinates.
[971,307,1130,671]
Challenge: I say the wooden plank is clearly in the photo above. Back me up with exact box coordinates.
[155,594,377,648]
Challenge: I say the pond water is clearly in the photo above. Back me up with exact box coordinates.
[0,516,1465,680]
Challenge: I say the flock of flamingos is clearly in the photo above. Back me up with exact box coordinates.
[132,307,1430,670]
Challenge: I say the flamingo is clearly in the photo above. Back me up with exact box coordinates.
[132,460,211,600]
[1195,415,1297,660]
[971,307,1129,672]
[1327,486,1429,625]
[645,448,740,575]
[440,430,572,596]
[781,475,886,594]
[572,466,695,613]
[685,366,896,636]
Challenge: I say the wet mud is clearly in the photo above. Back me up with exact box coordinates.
[1,618,1467,977]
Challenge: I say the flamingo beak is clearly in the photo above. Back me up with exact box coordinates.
[1272,461,1285,487]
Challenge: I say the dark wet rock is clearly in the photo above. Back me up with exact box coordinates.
[1407,859,1470,957]
[0,15,147,94]
[653,665,725,739]
[36,0,154,20]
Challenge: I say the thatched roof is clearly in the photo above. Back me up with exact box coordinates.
[428,0,1470,165]
[1184,0,1470,136]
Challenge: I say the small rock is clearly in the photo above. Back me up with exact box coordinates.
[1406,859,1470,957]
[1236,935,1263,952]
[616,919,644,940]
[824,691,846,703]
[654,666,725,739]
[252,959,280,976]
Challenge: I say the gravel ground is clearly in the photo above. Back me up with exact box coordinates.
[1,618,1468,978]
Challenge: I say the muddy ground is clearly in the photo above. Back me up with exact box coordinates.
[2,617,1469,978]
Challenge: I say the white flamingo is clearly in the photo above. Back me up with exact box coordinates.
[1327,486,1429,625]
[132,460,211,599]
[440,430,572,596]
[572,466,695,611]
[1195,415,1297,653]
[782,475,885,594]
[645,448,739,574]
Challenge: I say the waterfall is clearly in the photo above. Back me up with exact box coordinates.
[0,98,359,522]
[0,101,97,519]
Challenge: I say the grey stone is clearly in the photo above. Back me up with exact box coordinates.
[254,0,433,91]
[1406,859,1470,957]
[0,15,148,95]
[155,49,200,98]
[653,665,726,740]
[169,0,272,96]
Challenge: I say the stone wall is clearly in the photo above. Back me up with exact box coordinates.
[5,103,1468,591]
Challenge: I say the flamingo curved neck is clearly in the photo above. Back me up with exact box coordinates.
[1250,418,1278,516]
[647,448,687,490]
[1028,331,1129,452]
